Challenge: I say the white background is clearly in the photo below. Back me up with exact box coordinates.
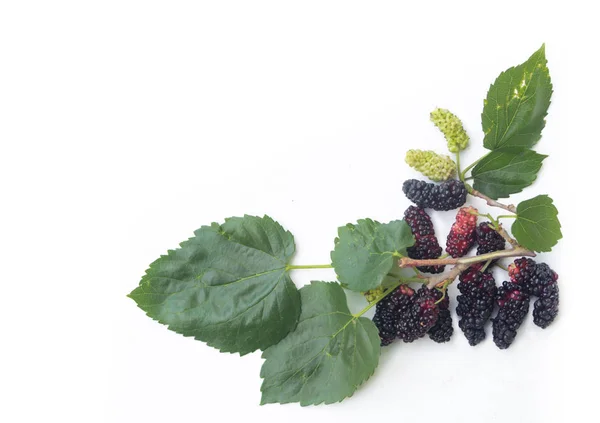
[1,1,598,422]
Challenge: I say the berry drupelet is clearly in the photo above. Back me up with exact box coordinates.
[402,179,467,211]
[404,206,445,273]
[446,206,478,258]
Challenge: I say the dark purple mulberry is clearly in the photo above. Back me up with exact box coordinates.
[403,205,436,237]
[533,283,559,329]
[509,258,559,297]
[407,237,445,274]
[446,206,478,258]
[404,206,445,274]
[372,285,414,346]
[456,264,497,346]
[492,282,530,349]
[396,286,440,343]
[402,179,467,211]
[428,289,453,343]
[475,222,506,255]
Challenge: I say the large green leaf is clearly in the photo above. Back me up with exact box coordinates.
[482,44,552,150]
[128,215,301,355]
[260,281,380,406]
[472,147,547,199]
[330,219,415,292]
[512,195,562,252]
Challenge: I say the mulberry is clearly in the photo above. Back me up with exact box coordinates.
[509,258,558,297]
[405,149,456,182]
[446,206,478,258]
[396,286,440,343]
[402,179,467,211]
[364,286,385,303]
[428,290,453,343]
[509,258,559,328]
[492,282,530,349]
[404,206,445,274]
[407,237,445,274]
[508,258,536,287]
[456,265,497,346]
[475,222,506,255]
[373,285,413,346]
[533,283,559,329]
[430,108,470,153]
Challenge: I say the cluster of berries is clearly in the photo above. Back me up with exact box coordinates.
[372,285,450,345]
[492,258,560,348]
[371,178,559,349]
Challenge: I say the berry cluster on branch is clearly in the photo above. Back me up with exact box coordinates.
[129,44,563,407]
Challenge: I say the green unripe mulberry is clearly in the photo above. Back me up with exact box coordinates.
[405,149,456,182]
[364,286,385,303]
[430,108,469,153]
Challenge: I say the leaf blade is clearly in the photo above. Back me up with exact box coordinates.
[330,219,415,292]
[482,44,553,150]
[512,195,562,252]
[471,147,547,199]
[129,215,301,355]
[260,282,380,406]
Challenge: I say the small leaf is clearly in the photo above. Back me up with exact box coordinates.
[260,281,380,406]
[482,44,553,150]
[330,219,415,292]
[472,147,547,199]
[128,215,301,355]
[512,195,562,252]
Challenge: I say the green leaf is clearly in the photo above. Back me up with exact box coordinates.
[128,215,301,355]
[512,195,562,252]
[482,44,552,150]
[330,219,415,292]
[260,281,380,406]
[471,147,547,199]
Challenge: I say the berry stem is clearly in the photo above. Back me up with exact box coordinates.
[480,259,492,272]
[286,264,333,270]
[399,245,534,269]
[434,279,452,303]
[497,214,517,220]
[456,151,462,181]
[354,276,429,317]
[466,185,517,213]
[471,211,498,226]
[495,224,519,247]
[427,263,470,289]
[460,153,487,180]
